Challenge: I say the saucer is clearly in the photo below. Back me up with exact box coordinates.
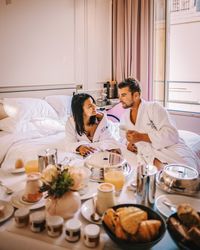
[11,190,45,210]
[11,168,25,174]
[0,200,14,223]
[79,182,99,200]
[81,199,102,225]
[155,194,200,217]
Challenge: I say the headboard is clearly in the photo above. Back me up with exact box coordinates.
[0,84,78,120]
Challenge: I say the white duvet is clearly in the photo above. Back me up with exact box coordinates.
[0,131,67,170]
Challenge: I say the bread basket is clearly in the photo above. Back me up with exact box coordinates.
[157,164,200,195]
[84,151,131,182]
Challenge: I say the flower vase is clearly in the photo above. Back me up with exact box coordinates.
[45,191,81,219]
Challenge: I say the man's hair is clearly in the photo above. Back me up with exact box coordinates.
[118,78,141,94]
[71,93,96,136]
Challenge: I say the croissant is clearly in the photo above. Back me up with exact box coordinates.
[136,220,161,242]
[103,208,118,233]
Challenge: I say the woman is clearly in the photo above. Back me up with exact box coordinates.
[65,93,118,156]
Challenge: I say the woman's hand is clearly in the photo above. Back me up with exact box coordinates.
[76,145,96,157]
[127,142,138,153]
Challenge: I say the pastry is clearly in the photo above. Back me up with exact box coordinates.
[15,158,24,169]
[136,220,162,242]
[120,210,148,234]
[168,217,190,241]
[188,227,200,247]
[177,203,200,227]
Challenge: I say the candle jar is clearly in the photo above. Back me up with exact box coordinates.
[65,218,81,242]
[14,208,30,228]
[30,211,46,233]
[46,215,64,237]
[96,183,115,216]
[83,224,100,248]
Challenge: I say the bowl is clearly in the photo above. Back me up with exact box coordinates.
[167,212,200,250]
[102,204,166,250]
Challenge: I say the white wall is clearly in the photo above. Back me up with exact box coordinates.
[0,0,112,90]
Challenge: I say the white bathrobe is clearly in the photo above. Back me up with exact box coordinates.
[65,113,119,152]
[120,100,199,172]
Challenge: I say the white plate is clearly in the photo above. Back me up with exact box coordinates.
[81,199,102,225]
[11,190,45,210]
[155,194,200,217]
[10,168,25,174]
[0,200,14,223]
[79,182,99,200]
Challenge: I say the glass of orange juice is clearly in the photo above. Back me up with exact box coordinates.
[25,160,39,174]
[104,168,125,196]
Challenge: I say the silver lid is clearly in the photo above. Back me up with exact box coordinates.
[164,164,198,180]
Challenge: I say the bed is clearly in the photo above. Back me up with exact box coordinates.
[0,85,200,173]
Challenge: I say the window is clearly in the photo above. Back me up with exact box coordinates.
[153,0,200,114]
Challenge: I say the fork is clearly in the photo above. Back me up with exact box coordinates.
[0,181,14,195]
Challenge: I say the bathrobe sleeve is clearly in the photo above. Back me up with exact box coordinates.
[147,102,179,150]
[65,117,89,152]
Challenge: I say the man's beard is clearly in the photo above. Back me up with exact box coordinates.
[121,101,134,109]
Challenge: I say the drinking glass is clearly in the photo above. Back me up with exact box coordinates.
[25,160,39,174]
[104,167,125,196]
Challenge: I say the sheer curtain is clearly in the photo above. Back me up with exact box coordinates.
[112,0,153,100]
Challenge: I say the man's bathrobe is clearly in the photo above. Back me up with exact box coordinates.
[120,100,199,172]
[65,113,119,153]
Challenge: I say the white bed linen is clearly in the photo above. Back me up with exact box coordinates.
[0,131,67,169]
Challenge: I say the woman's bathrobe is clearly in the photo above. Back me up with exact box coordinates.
[65,113,119,153]
[119,100,199,172]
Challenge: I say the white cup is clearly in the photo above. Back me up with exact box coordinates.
[30,211,46,233]
[65,218,81,242]
[14,208,30,228]
[96,182,115,215]
[83,224,100,248]
[46,215,64,237]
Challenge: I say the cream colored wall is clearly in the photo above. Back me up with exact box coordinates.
[0,0,112,91]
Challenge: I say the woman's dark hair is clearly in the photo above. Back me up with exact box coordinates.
[118,77,141,94]
[71,93,96,136]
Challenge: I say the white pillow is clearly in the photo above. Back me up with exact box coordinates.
[3,98,58,120]
[31,117,65,134]
[45,95,72,121]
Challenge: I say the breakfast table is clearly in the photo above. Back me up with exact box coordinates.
[0,150,198,250]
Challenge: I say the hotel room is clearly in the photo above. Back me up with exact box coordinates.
[0,1,200,250]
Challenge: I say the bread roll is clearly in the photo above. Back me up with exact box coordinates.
[136,220,161,242]
[15,158,24,169]
[177,203,200,227]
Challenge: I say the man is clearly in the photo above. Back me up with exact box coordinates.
[118,78,199,171]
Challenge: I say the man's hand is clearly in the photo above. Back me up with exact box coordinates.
[76,145,96,157]
[126,130,151,144]
[127,142,137,153]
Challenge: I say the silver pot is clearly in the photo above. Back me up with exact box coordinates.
[84,151,131,182]
[161,164,200,194]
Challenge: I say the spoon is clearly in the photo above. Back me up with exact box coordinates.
[90,196,101,223]
[0,181,14,195]
[162,200,177,213]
